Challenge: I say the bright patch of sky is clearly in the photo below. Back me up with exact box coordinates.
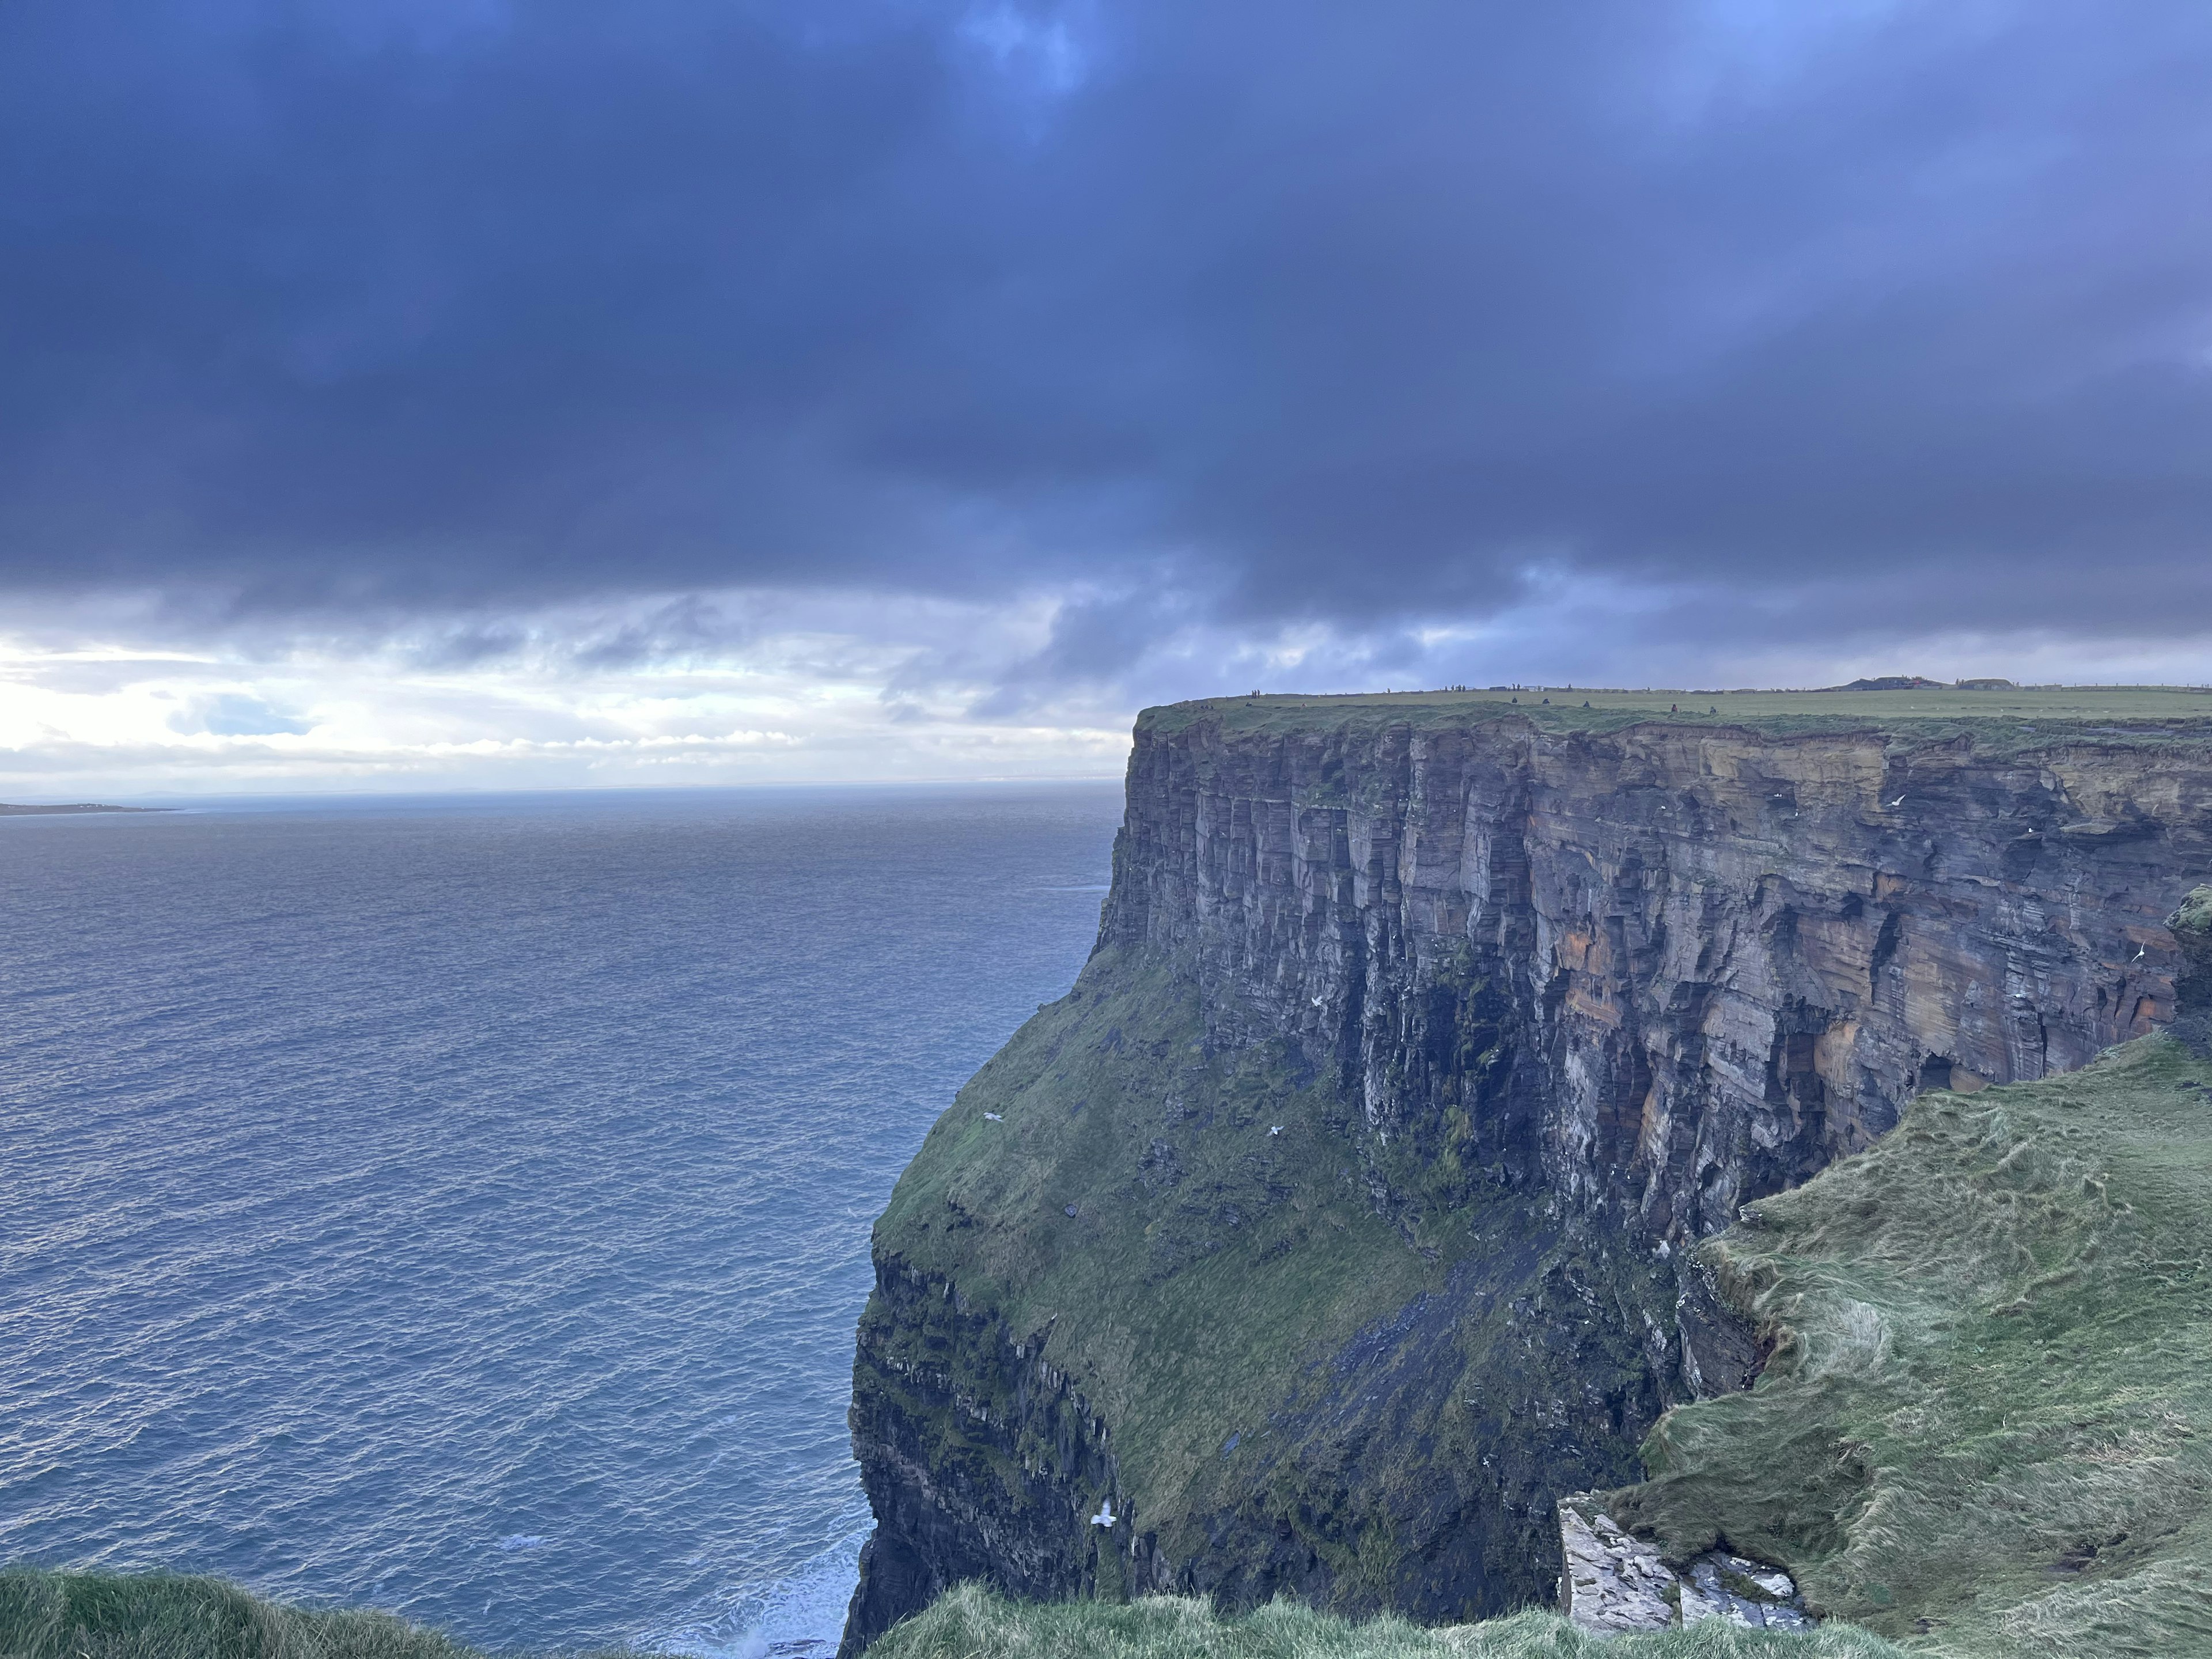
[4,578,2206,800]
[959,2,1091,96]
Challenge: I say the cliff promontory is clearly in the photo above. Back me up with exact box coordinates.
[842,687,2212,1654]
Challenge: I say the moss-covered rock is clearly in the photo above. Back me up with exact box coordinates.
[2165,884,2212,1056]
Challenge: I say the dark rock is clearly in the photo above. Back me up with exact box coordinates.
[2166,885,2212,1058]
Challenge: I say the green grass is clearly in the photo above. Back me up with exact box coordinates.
[1138,684,2212,757]
[0,1570,1907,1659]
[870,1582,1906,1659]
[0,1566,675,1658]
[870,951,1455,1565]
[0,1567,491,1659]
[1607,1034,2212,1656]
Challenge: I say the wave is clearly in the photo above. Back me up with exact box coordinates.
[637,1524,872,1659]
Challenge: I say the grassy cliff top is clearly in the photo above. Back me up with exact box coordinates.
[1137,684,2212,756]
[873,1583,1904,1659]
[0,1567,493,1659]
[1610,1032,2212,1657]
[0,1569,1903,1659]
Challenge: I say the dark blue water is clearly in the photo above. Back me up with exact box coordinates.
[0,785,1122,1655]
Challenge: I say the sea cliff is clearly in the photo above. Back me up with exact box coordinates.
[841,690,2212,1654]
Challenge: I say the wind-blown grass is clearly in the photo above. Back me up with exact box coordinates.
[0,1567,489,1659]
[0,1570,1906,1659]
[1610,1034,2212,1656]
[869,1581,1906,1659]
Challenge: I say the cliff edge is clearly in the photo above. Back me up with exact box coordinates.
[842,690,2212,1653]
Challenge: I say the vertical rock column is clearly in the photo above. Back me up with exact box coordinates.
[2167,885,2212,1057]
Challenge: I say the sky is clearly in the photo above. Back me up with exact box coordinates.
[5,0,2212,795]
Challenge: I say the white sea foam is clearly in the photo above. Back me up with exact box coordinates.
[641,1525,871,1658]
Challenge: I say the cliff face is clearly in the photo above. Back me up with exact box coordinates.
[844,701,2212,1654]
[1105,715,2203,1242]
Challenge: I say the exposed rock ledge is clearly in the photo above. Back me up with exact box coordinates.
[1557,1496,1813,1634]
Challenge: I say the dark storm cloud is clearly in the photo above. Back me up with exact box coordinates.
[5,0,2212,642]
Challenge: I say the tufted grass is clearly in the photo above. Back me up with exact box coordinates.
[1609,1033,2212,1656]
[869,1581,1906,1659]
[0,1570,1907,1659]
[0,1567,492,1659]
[0,1566,658,1659]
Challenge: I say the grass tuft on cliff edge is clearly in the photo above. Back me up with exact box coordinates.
[1606,1033,2212,1657]
[0,1567,488,1659]
[0,1566,679,1658]
[870,1582,1906,1659]
[0,1569,1905,1659]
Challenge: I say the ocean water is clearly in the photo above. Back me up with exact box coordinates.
[0,784,1123,1656]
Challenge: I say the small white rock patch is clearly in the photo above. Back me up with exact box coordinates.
[1558,1495,1815,1634]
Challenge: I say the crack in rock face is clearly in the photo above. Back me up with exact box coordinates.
[1558,1496,1813,1633]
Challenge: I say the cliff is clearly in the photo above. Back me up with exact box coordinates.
[842,690,2212,1654]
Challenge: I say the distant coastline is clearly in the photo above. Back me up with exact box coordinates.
[0,802,167,816]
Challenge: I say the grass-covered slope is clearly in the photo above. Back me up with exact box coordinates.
[1608,1035,2212,1656]
[0,1568,491,1659]
[871,1582,1906,1659]
[862,950,1693,1616]
[868,950,1453,1565]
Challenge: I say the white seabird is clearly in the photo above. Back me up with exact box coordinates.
[983,1112,1003,1121]
[1268,1125,1283,1136]
[1091,1497,1115,1528]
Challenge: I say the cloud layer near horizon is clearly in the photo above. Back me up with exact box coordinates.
[4,0,2211,789]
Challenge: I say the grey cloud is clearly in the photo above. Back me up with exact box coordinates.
[2,0,2210,666]
[408,625,533,671]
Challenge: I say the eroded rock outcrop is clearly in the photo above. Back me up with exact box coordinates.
[1557,1496,1812,1633]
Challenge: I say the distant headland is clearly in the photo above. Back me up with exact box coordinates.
[0,802,167,816]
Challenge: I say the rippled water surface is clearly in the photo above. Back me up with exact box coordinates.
[0,785,1122,1655]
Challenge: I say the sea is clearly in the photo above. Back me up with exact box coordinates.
[0,783,1124,1656]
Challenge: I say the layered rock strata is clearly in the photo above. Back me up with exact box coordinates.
[1103,714,2206,1241]
[844,703,2212,1654]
